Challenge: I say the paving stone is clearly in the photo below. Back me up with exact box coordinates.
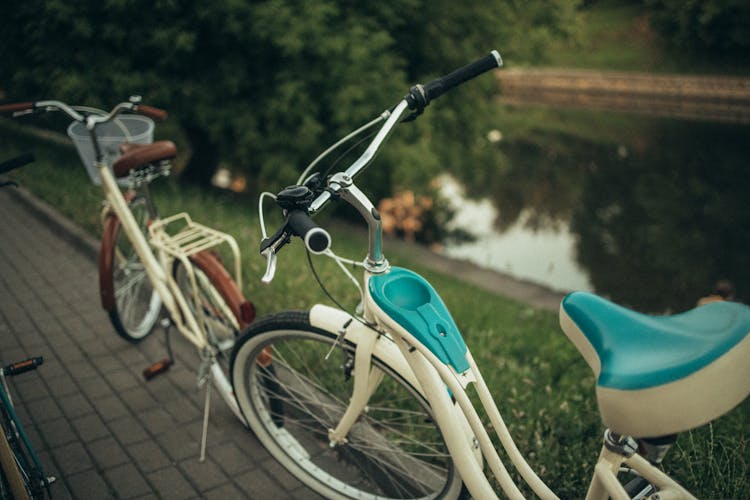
[38,417,77,448]
[108,415,150,445]
[204,482,244,499]
[92,394,130,421]
[135,407,175,436]
[208,441,257,476]
[234,466,290,499]
[50,441,94,475]
[147,466,199,499]
[104,368,142,392]
[156,428,202,462]
[119,386,160,413]
[103,463,152,499]
[71,412,110,441]
[78,377,114,400]
[66,468,115,499]
[43,372,78,397]
[125,440,172,473]
[86,436,131,469]
[57,392,95,419]
[178,456,228,492]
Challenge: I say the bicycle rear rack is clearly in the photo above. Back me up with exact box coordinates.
[148,212,242,290]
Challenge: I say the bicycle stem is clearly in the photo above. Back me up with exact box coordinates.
[329,173,389,272]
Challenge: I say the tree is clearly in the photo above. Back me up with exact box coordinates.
[646,0,750,53]
[1,0,580,195]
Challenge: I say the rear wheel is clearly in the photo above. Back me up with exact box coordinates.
[173,254,242,367]
[100,196,161,342]
[230,311,462,499]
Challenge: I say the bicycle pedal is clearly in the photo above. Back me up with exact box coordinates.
[143,358,173,380]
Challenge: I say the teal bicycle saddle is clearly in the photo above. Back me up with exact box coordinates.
[560,291,750,437]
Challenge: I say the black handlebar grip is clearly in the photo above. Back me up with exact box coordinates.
[423,50,503,102]
[0,153,34,175]
[3,357,43,377]
[287,210,331,254]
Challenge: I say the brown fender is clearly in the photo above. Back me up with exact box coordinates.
[189,251,256,329]
[99,190,139,311]
[99,212,120,311]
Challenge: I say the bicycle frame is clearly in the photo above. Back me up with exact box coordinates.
[96,160,244,421]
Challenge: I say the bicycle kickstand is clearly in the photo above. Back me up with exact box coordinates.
[143,317,175,380]
[197,350,215,463]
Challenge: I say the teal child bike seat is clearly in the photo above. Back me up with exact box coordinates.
[369,267,469,372]
[561,291,750,390]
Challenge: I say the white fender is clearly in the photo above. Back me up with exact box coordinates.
[309,304,423,395]
[309,304,482,468]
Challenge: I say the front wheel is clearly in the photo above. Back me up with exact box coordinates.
[99,196,162,342]
[230,311,462,499]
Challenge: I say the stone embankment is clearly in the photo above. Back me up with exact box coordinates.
[496,68,750,124]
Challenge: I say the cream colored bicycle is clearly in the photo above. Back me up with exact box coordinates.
[1,99,255,460]
[229,52,750,499]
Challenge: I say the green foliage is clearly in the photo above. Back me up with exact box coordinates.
[0,0,580,197]
[646,0,750,53]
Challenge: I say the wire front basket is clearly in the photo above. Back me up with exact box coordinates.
[67,115,154,185]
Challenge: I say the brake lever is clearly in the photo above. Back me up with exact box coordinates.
[261,247,278,284]
[259,227,291,284]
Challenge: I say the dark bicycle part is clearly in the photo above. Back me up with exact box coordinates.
[143,358,174,380]
[0,153,34,175]
[2,357,43,377]
[405,50,502,115]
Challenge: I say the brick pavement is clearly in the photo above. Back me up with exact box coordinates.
[0,187,319,499]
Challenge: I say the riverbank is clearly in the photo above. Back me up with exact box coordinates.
[497,68,750,124]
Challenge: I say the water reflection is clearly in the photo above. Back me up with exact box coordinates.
[444,114,750,313]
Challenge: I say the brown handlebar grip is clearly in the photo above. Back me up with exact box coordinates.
[135,104,168,121]
[0,102,34,113]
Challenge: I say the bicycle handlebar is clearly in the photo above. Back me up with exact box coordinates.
[133,104,168,120]
[0,102,34,114]
[260,50,502,282]
[0,99,167,123]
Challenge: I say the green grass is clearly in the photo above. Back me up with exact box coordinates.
[1,120,748,497]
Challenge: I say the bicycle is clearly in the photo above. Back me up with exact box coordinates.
[229,51,750,499]
[0,154,56,499]
[0,358,56,500]
[0,100,256,460]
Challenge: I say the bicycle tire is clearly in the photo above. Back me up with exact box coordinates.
[99,196,162,342]
[230,311,462,500]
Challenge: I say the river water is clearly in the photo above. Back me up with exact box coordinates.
[439,110,750,313]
